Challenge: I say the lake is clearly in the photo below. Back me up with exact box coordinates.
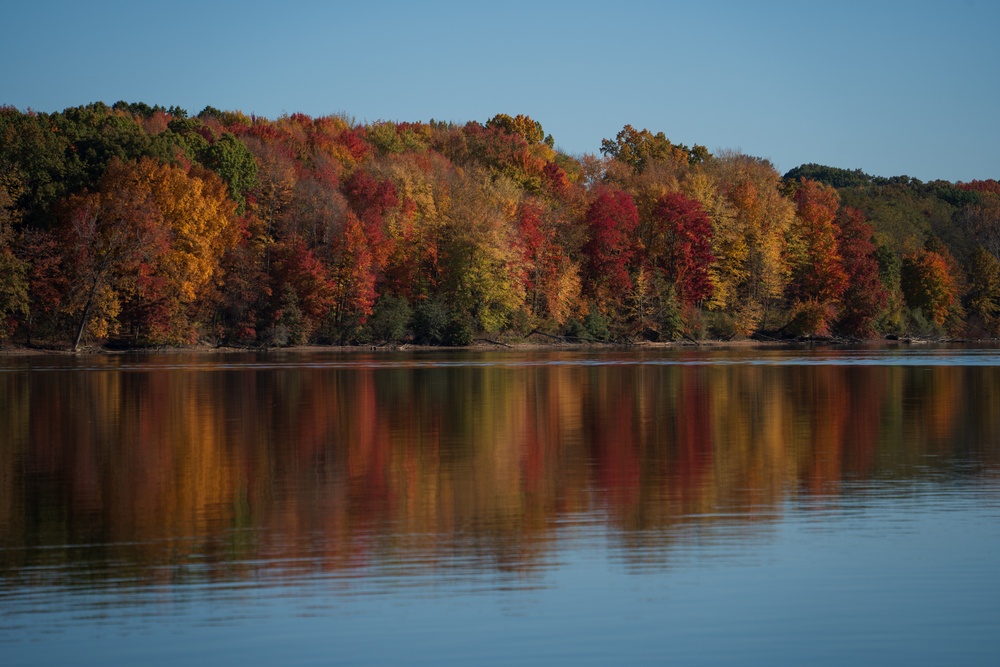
[2,344,999,665]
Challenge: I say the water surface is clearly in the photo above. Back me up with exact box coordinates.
[2,344,999,665]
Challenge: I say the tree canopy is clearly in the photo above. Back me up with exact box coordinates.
[0,103,994,349]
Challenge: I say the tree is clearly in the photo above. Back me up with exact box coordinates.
[485,113,545,144]
[835,207,889,338]
[0,178,28,339]
[327,212,376,341]
[200,132,258,213]
[648,192,714,306]
[581,188,640,312]
[436,170,527,334]
[901,246,958,329]
[269,237,334,343]
[343,168,399,271]
[708,152,794,334]
[785,179,847,335]
[60,179,165,350]
[965,246,1000,336]
[61,157,237,348]
[600,125,708,172]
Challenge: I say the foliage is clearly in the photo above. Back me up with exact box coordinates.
[582,188,639,311]
[200,132,258,212]
[786,179,847,335]
[0,103,993,348]
[709,152,794,334]
[648,192,715,306]
[901,247,958,329]
[365,294,412,343]
[835,207,889,338]
[965,246,1000,337]
[486,113,545,144]
[600,125,708,172]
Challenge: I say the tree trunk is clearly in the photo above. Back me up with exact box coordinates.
[73,277,101,352]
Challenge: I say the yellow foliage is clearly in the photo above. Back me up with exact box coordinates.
[704,153,794,330]
[146,162,237,302]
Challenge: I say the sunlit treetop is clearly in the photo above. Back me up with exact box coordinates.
[600,125,709,173]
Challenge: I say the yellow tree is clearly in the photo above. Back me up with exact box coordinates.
[140,160,237,343]
[439,169,527,334]
[62,157,237,348]
[682,170,742,313]
[707,152,794,334]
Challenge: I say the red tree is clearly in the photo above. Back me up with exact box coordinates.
[582,188,639,304]
[788,179,848,335]
[835,207,888,337]
[648,192,714,306]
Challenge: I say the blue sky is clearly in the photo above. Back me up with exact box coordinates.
[3,0,998,183]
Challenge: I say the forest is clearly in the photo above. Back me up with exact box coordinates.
[1,102,999,350]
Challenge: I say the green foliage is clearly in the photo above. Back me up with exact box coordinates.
[905,307,945,339]
[0,248,28,339]
[601,125,708,172]
[200,133,258,212]
[965,247,1000,336]
[564,308,609,341]
[409,299,473,346]
[411,298,450,345]
[366,294,412,343]
[657,283,683,340]
[784,164,873,188]
[0,108,79,223]
[166,117,211,162]
[271,284,307,346]
[705,310,740,340]
[366,121,406,154]
[197,106,250,126]
[443,313,474,346]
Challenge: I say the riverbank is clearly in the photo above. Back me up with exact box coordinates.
[0,336,974,357]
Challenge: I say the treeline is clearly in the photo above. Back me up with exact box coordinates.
[1,102,999,349]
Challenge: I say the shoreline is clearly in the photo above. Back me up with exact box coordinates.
[0,336,980,357]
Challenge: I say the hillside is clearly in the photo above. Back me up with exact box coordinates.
[2,103,999,349]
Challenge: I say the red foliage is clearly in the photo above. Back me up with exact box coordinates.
[337,129,370,162]
[957,180,1000,195]
[543,162,571,197]
[18,228,66,319]
[902,247,958,326]
[517,201,547,268]
[329,212,377,326]
[344,169,399,269]
[582,188,639,297]
[272,237,334,325]
[791,179,848,307]
[649,192,715,305]
[835,207,888,337]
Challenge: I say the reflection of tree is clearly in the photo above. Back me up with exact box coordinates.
[1,354,999,585]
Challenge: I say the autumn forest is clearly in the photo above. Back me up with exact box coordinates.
[2,102,999,350]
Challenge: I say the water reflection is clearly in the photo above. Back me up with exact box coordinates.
[1,347,999,637]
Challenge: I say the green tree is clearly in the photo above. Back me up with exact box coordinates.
[0,179,28,339]
[201,132,258,212]
[601,125,708,172]
[965,246,1000,336]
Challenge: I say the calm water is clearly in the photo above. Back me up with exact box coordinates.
[1,344,999,665]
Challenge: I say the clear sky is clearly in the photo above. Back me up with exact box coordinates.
[3,0,998,183]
